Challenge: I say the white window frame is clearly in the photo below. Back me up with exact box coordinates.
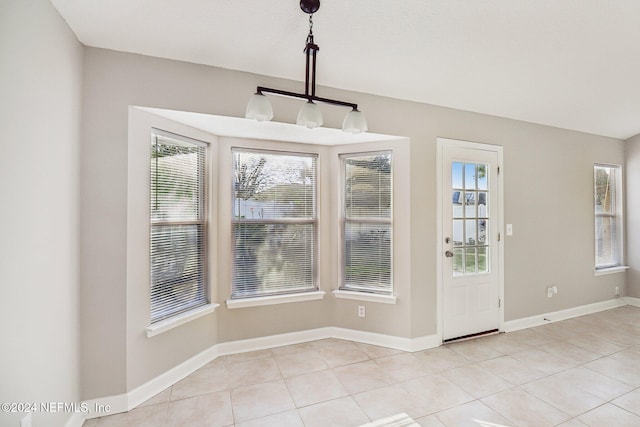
[230,148,319,300]
[594,163,625,273]
[148,130,210,325]
[339,151,394,296]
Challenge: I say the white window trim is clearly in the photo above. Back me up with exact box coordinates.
[332,289,397,304]
[149,129,210,324]
[230,148,319,300]
[594,265,630,276]
[226,290,326,309]
[594,163,624,271]
[339,150,394,296]
[146,303,220,338]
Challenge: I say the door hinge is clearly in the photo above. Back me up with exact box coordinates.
[498,298,502,308]
[498,166,501,175]
[498,232,501,242]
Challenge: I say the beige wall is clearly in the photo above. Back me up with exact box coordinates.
[625,134,640,297]
[0,0,83,426]
[81,47,627,399]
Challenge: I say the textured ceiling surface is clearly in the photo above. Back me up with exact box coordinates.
[50,0,640,139]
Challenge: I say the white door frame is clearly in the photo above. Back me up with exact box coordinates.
[436,137,505,342]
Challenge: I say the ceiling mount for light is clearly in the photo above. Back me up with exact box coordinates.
[245,0,368,134]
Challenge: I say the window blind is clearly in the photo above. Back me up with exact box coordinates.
[150,133,208,323]
[342,152,393,294]
[232,149,318,299]
[594,164,621,269]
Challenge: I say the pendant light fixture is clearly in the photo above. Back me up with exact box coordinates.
[245,0,368,133]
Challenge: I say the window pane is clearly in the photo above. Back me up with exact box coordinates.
[466,247,477,274]
[594,166,615,215]
[477,164,488,190]
[452,220,463,247]
[478,219,488,244]
[465,219,477,245]
[344,222,391,292]
[234,151,317,220]
[453,248,464,276]
[595,215,619,267]
[478,192,488,217]
[150,224,206,321]
[594,164,622,269]
[151,140,205,221]
[464,191,476,217]
[232,149,318,299]
[150,133,207,324]
[464,163,477,190]
[451,162,492,277]
[452,191,463,218]
[478,247,489,273]
[342,152,393,295]
[345,154,391,218]
[233,223,316,298]
[452,162,463,189]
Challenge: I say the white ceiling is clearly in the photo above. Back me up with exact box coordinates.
[51,0,640,139]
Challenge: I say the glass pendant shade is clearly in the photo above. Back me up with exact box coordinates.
[296,101,323,129]
[342,109,368,134]
[245,93,273,122]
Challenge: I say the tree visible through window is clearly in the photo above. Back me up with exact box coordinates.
[341,152,393,294]
[232,149,318,298]
[150,133,208,323]
[594,164,623,269]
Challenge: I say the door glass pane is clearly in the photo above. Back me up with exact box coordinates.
[465,219,476,245]
[452,162,463,189]
[466,247,477,274]
[464,163,477,189]
[478,164,488,190]
[478,219,488,244]
[478,192,488,217]
[450,161,491,277]
[452,220,463,247]
[464,191,476,217]
[453,248,464,276]
[452,191,463,217]
[478,247,488,273]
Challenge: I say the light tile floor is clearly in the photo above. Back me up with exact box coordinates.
[84,306,640,426]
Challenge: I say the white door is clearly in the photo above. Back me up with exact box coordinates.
[441,142,501,341]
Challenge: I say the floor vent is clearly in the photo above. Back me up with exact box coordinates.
[443,328,499,344]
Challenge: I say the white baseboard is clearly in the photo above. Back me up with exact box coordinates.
[503,298,627,332]
[76,297,633,423]
[330,327,439,352]
[79,326,439,420]
[128,344,220,411]
[216,327,333,356]
[625,296,640,307]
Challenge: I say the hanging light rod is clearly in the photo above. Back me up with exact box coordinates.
[245,0,368,133]
[255,86,358,111]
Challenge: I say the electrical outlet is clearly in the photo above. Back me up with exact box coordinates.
[615,286,620,297]
[358,305,365,318]
[547,286,558,298]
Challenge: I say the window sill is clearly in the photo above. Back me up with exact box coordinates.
[146,303,219,338]
[226,290,326,309]
[333,290,397,304]
[595,266,630,276]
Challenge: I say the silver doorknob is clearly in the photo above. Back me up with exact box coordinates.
[445,250,454,258]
